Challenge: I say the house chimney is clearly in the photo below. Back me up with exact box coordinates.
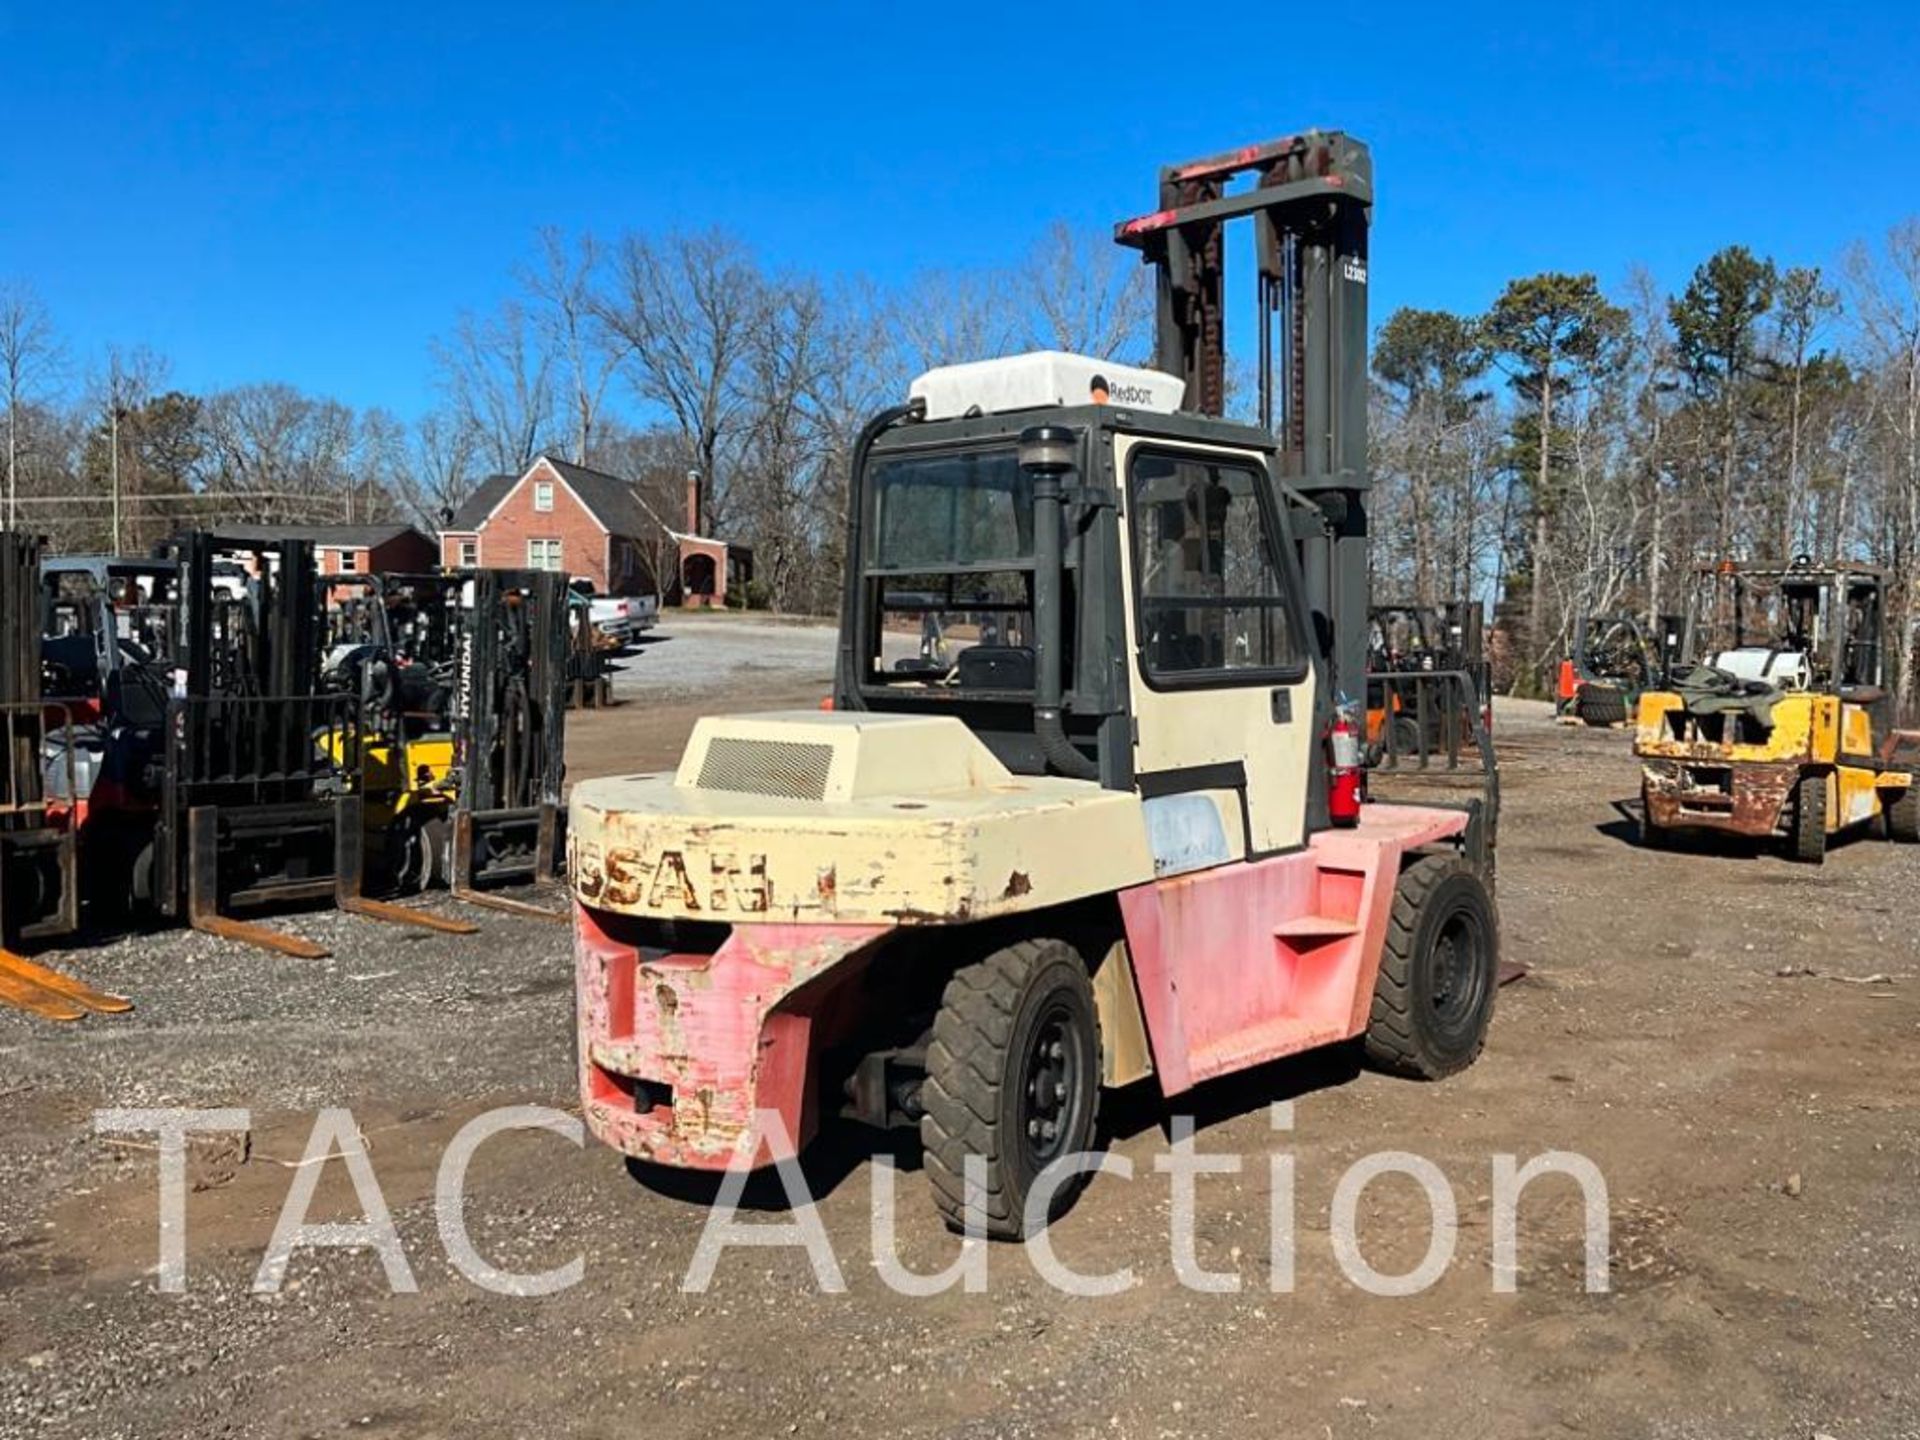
[685,469,701,536]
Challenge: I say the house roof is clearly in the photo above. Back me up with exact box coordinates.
[444,474,519,531]
[202,522,433,549]
[445,456,666,539]
[541,456,658,538]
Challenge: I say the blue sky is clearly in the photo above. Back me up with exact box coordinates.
[4,1,1917,418]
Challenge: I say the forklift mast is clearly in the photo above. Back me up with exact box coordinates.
[173,533,320,705]
[1115,130,1374,704]
[451,568,569,892]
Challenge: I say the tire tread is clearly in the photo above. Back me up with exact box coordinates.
[1363,854,1495,1080]
[920,938,1101,1240]
[1791,771,1827,865]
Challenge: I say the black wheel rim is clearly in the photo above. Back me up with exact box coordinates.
[1020,1000,1088,1171]
[1425,906,1489,1037]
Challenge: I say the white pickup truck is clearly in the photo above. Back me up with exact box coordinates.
[585,591,659,645]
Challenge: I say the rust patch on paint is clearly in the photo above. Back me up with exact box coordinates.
[1642,758,1796,836]
[1003,870,1033,899]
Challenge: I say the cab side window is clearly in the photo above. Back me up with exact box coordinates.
[1130,451,1301,682]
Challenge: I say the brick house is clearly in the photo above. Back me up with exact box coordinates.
[209,522,438,577]
[439,455,665,597]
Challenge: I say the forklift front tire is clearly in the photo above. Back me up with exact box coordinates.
[1790,772,1827,865]
[1885,783,1920,844]
[1576,684,1629,728]
[1364,855,1498,1080]
[920,937,1102,1241]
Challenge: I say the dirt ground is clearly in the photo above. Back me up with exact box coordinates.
[3,613,1918,1440]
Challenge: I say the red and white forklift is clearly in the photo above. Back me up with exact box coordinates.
[569,132,1500,1235]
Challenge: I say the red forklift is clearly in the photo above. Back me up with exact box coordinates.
[0,532,129,1020]
[569,132,1502,1236]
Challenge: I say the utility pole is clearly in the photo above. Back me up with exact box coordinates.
[109,372,123,555]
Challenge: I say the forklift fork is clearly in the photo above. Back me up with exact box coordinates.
[450,807,568,924]
[332,796,479,936]
[185,798,481,956]
[185,805,332,958]
[0,948,131,1022]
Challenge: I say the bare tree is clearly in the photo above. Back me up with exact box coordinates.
[523,228,631,464]
[1022,220,1153,361]
[349,406,411,524]
[91,346,170,551]
[598,229,762,536]
[886,266,1019,377]
[432,300,558,476]
[1767,267,1842,558]
[198,382,358,523]
[400,408,482,530]
[0,281,62,528]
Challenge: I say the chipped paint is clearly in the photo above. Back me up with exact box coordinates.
[1641,758,1795,837]
[1639,689,1920,839]
[577,910,891,1168]
[569,716,1155,926]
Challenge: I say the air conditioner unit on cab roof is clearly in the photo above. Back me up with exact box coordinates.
[909,351,1186,421]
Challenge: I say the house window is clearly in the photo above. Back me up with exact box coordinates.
[458,540,478,568]
[337,549,359,573]
[534,481,555,513]
[528,538,564,571]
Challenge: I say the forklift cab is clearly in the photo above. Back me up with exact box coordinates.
[1686,560,1887,697]
[835,376,1320,860]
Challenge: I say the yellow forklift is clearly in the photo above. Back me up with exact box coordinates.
[319,567,570,915]
[319,573,461,892]
[1636,559,1920,862]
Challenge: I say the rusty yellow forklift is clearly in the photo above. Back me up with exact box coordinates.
[1636,559,1920,862]
[570,132,1500,1237]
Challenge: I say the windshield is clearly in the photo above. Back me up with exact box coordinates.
[870,447,1033,570]
[861,444,1046,690]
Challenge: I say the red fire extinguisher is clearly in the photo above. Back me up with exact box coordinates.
[1327,699,1364,828]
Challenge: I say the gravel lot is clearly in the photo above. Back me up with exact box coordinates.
[3,619,1918,1439]
[604,614,850,707]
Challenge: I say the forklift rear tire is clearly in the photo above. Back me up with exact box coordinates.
[1886,784,1920,844]
[1790,772,1827,865]
[920,938,1102,1241]
[1363,855,1498,1080]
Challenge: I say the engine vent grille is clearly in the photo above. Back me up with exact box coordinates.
[694,737,835,801]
